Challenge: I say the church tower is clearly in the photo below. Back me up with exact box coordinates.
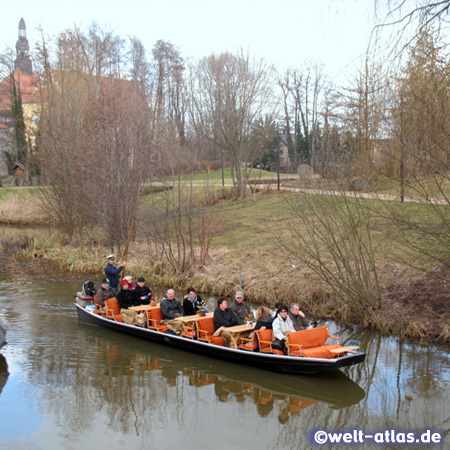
[14,18,33,75]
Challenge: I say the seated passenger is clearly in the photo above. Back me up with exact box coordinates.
[229,290,252,325]
[160,289,184,335]
[214,298,238,329]
[97,278,116,314]
[289,302,309,331]
[272,304,295,351]
[254,307,274,331]
[273,301,284,318]
[213,297,239,348]
[183,287,206,316]
[123,275,136,291]
[134,277,152,305]
[117,279,139,325]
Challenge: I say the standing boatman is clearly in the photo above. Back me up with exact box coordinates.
[105,254,127,292]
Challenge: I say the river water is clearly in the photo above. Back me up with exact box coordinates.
[0,252,449,449]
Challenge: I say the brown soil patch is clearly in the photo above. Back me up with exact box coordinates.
[382,271,450,340]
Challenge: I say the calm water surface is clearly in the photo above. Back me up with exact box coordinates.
[0,274,448,449]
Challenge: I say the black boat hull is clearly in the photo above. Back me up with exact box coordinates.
[75,303,366,375]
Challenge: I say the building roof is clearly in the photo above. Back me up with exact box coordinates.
[0,68,40,112]
[12,161,27,171]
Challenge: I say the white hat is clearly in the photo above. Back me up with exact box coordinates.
[107,254,116,260]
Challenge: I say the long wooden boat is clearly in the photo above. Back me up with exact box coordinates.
[75,302,366,375]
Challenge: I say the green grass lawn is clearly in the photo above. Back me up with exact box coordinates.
[139,182,450,268]
[169,168,297,182]
[0,186,41,199]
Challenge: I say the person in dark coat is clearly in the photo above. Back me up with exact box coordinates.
[160,289,183,319]
[134,277,152,305]
[117,279,138,325]
[105,254,127,292]
[254,307,274,331]
[97,278,116,314]
[213,298,240,348]
[183,287,206,316]
[160,289,184,335]
[214,298,238,329]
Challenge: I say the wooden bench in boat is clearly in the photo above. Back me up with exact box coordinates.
[195,316,225,346]
[145,306,168,333]
[286,327,342,358]
[239,329,284,355]
[104,298,124,322]
[329,345,360,355]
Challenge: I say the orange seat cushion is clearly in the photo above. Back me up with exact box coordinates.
[290,344,342,358]
[255,329,284,354]
[147,307,168,332]
[104,299,124,322]
[260,348,285,355]
[196,316,215,334]
[196,317,224,346]
[256,329,274,348]
[287,327,342,358]
[287,327,329,348]
[240,341,256,351]
[208,336,225,346]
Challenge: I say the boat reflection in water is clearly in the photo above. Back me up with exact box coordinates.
[95,329,365,423]
[184,365,365,423]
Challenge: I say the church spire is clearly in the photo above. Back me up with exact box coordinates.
[15,18,33,75]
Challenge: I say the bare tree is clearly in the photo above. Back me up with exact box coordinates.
[35,24,153,246]
[128,37,152,100]
[142,178,225,273]
[280,192,382,321]
[341,56,386,178]
[152,40,186,146]
[277,64,329,173]
[189,50,274,197]
[37,70,91,239]
[82,77,153,250]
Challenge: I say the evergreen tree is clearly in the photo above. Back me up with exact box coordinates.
[11,78,27,165]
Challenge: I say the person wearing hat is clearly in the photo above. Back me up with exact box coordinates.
[123,275,136,291]
[134,277,152,305]
[229,290,252,325]
[97,278,116,313]
[117,278,138,325]
[105,254,127,292]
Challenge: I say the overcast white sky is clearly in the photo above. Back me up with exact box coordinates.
[1,0,401,82]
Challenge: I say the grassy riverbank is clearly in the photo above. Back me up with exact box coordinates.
[1,184,449,343]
